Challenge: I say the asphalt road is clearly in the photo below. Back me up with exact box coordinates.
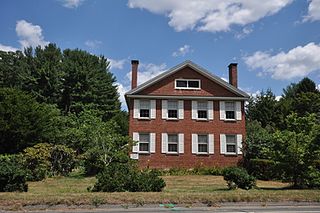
[2,203,320,213]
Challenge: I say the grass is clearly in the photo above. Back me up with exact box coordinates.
[0,175,319,210]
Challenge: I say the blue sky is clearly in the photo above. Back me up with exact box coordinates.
[1,0,320,109]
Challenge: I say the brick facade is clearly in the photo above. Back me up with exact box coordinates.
[126,61,248,169]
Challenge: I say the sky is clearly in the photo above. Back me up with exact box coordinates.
[1,0,320,110]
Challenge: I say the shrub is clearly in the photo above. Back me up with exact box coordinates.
[50,145,76,176]
[90,162,165,192]
[247,159,278,180]
[0,155,28,192]
[223,167,256,190]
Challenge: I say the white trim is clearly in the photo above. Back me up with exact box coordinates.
[150,133,156,153]
[150,100,156,119]
[220,134,226,154]
[127,94,249,101]
[208,134,214,154]
[236,101,242,120]
[237,134,243,155]
[192,101,197,119]
[208,101,214,120]
[219,101,226,120]
[162,100,167,119]
[161,133,167,153]
[178,100,184,119]
[175,79,201,90]
[178,133,184,154]
[132,132,139,153]
[192,134,198,154]
[133,100,139,119]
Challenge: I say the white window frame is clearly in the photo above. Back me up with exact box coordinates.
[225,101,236,121]
[225,134,237,155]
[167,100,178,120]
[220,134,242,155]
[132,132,156,154]
[197,101,208,120]
[192,133,214,155]
[219,101,241,121]
[167,134,179,154]
[197,134,209,154]
[175,79,201,90]
[134,99,156,119]
[192,101,214,121]
[138,133,150,153]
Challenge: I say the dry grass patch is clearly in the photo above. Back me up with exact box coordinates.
[0,175,319,209]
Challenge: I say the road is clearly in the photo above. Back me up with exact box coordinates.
[1,203,320,213]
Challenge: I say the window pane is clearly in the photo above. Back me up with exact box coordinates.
[168,100,178,109]
[225,102,235,111]
[168,134,178,142]
[139,143,149,152]
[176,80,187,87]
[198,110,207,119]
[168,144,178,152]
[198,144,208,153]
[168,110,178,118]
[226,111,235,119]
[227,144,236,153]
[140,100,150,109]
[197,101,207,110]
[188,80,199,88]
[226,135,236,143]
[139,133,150,142]
[140,109,150,117]
[198,135,208,143]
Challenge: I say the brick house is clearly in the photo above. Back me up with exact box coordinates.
[125,60,249,168]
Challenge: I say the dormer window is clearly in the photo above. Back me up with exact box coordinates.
[175,79,200,89]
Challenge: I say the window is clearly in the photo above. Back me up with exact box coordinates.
[139,133,150,152]
[198,135,208,153]
[175,79,200,89]
[225,102,235,120]
[197,101,208,119]
[139,100,150,118]
[168,100,178,119]
[168,134,178,153]
[226,135,236,154]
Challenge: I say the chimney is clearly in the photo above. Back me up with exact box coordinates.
[131,60,139,89]
[228,63,238,88]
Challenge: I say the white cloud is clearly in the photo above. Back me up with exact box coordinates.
[234,26,253,40]
[109,59,126,70]
[16,20,49,49]
[304,0,320,22]
[114,82,130,110]
[243,42,320,80]
[126,62,167,85]
[0,44,18,52]
[172,44,193,57]
[317,84,320,91]
[85,40,102,49]
[128,0,292,33]
[61,0,84,8]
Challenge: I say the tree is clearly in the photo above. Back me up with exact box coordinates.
[0,88,61,154]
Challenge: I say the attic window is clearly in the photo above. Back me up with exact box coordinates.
[175,79,200,89]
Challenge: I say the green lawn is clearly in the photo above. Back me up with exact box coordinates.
[0,175,319,210]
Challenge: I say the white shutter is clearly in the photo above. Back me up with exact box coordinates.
[132,132,139,153]
[192,134,198,154]
[162,100,167,119]
[220,134,226,154]
[150,133,156,153]
[150,100,156,119]
[237,134,243,154]
[208,101,214,120]
[133,99,139,118]
[236,101,242,120]
[208,134,214,154]
[178,100,184,119]
[161,133,167,153]
[192,101,197,119]
[178,133,184,154]
[219,101,225,120]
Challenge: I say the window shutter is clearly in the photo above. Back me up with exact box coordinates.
[161,133,167,153]
[236,101,242,120]
[178,133,184,154]
[150,100,156,119]
[162,100,167,119]
[220,134,226,154]
[219,101,225,120]
[237,134,243,154]
[150,133,156,153]
[192,134,198,154]
[132,132,139,153]
[192,101,197,119]
[208,101,214,120]
[208,134,214,154]
[178,100,184,119]
[133,99,139,118]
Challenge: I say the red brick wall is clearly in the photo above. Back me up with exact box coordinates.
[137,67,238,97]
[128,99,245,169]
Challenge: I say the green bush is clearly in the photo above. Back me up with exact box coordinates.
[223,167,256,190]
[247,159,278,180]
[90,162,165,192]
[0,155,28,192]
[50,145,76,176]
[158,167,224,176]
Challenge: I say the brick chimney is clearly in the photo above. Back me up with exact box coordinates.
[131,60,139,89]
[228,63,238,88]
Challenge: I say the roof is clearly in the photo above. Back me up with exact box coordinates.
[125,60,249,98]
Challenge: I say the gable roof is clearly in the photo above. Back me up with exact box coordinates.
[125,60,249,98]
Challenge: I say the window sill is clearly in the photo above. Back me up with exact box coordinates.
[166,152,180,155]
[224,119,237,122]
[138,151,151,155]
[166,118,179,121]
[196,152,210,156]
[224,153,237,156]
[196,118,209,121]
[175,87,201,90]
[137,117,151,120]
